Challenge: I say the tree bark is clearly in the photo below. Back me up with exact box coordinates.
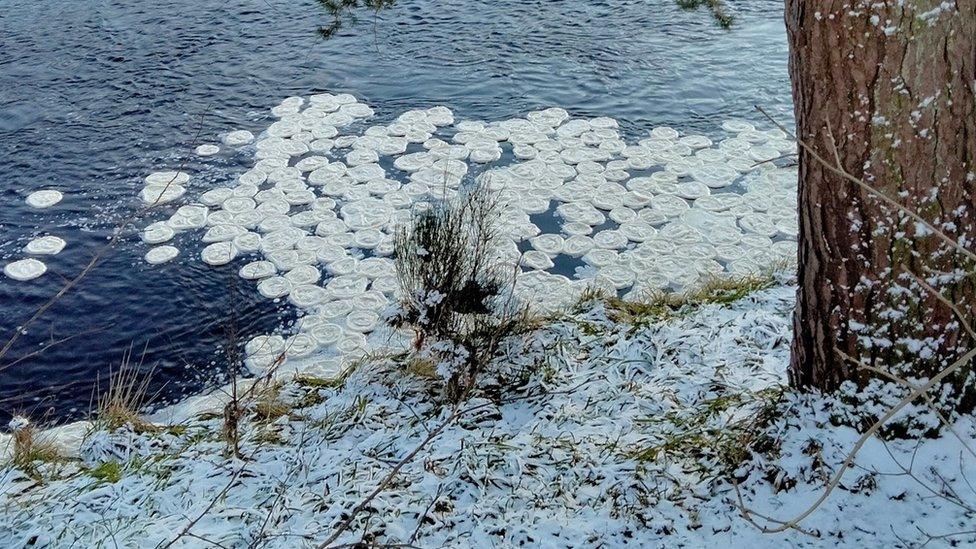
[786,0,976,400]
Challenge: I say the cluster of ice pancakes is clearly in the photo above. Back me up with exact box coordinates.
[3,192,68,281]
[140,93,798,377]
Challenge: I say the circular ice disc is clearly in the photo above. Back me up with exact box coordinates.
[289,284,329,308]
[224,130,255,146]
[739,213,779,237]
[690,164,739,188]
[240,260,276,280]
[650,126,679,140]
[721,120,755,134]
[636,208,668,226]
[246,334,286,357]
[592,230,629,250]
[352,229,384,249]
[25,235,66,255]
[167,205,209,230]
[233,231,262,253]
[319,299,354,319]
[521,250,555,270]
[674,182,711,200]
[726,156,758,173]
[145,171,190,186]
[771,240,798,259]
[202,224,248,243]
[201,242,238,266]
[371,275,399,295]
[562,235,595,257]
[352,289,389,310]
[258,215,294,234]
[326,257,359,276]
[649,194,691,218]
[145,245,179,265]
[561,221,593,236]
[679,135,712,149]
[337,333,368,356]
[470,148,501,164]
[195,144,220,156]
[581,248,618,267]
[285,333,319,358]
[257,276,293,298]
[695,148,728,164]
[309,323,344,346]
[529,234,565,256]
[595,264,635,290]
[608,206,637,224]
[357,258,392,281]
[26,190,63,208]
[4,258,46,281]
[140,184,186,205]
[694,193,742,212]
[327,274,369,298]
[284,264,320,285]
[200,188,233,206]
[142,221,175,244]
[345,310,380,333]
[714,244,746,262]
[618,220,657,243]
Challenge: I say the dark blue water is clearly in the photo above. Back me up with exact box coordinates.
[0,0,791,423]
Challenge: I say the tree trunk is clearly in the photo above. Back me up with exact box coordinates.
[786,0,976,401]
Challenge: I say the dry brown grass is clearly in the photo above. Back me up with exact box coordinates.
[94,351,157,433]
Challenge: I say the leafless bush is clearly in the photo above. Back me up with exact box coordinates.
[388,184,526,401]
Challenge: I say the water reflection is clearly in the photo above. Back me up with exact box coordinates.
[315,0,398,39]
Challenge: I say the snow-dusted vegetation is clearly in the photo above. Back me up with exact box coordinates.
[2,281,974,547]
[2,1,973,547]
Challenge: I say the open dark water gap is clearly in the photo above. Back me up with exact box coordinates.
[0,0,791,423]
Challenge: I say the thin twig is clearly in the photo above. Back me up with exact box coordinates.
[735,346,976,533]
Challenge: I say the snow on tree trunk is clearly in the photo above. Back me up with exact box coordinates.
[786,0,976,401]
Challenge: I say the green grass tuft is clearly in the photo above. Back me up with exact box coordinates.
[89,461,123,483]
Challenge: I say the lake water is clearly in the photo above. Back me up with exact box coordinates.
[0,0,791,423]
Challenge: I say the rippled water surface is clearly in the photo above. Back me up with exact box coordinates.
[0,0,791,422]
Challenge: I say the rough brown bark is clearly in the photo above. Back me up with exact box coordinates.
[786,0,976,397]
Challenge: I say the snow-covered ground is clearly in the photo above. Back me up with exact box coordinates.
[1,284,975,547]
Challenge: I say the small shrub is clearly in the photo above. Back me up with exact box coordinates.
[389,184,526,401]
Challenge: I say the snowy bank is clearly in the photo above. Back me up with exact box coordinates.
[1,284,975,547]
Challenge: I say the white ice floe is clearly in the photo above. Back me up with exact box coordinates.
[25,189,63,209]
[257,276,292,299]
[201,242,237,266]
[223,130,255,146]
[141,221,175,244]
[145,245,179,265]
[195,144,220,156]
[24,235,66,255]
[140,184,186,205]
[4,258,46,281]
[128,93,801,382]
